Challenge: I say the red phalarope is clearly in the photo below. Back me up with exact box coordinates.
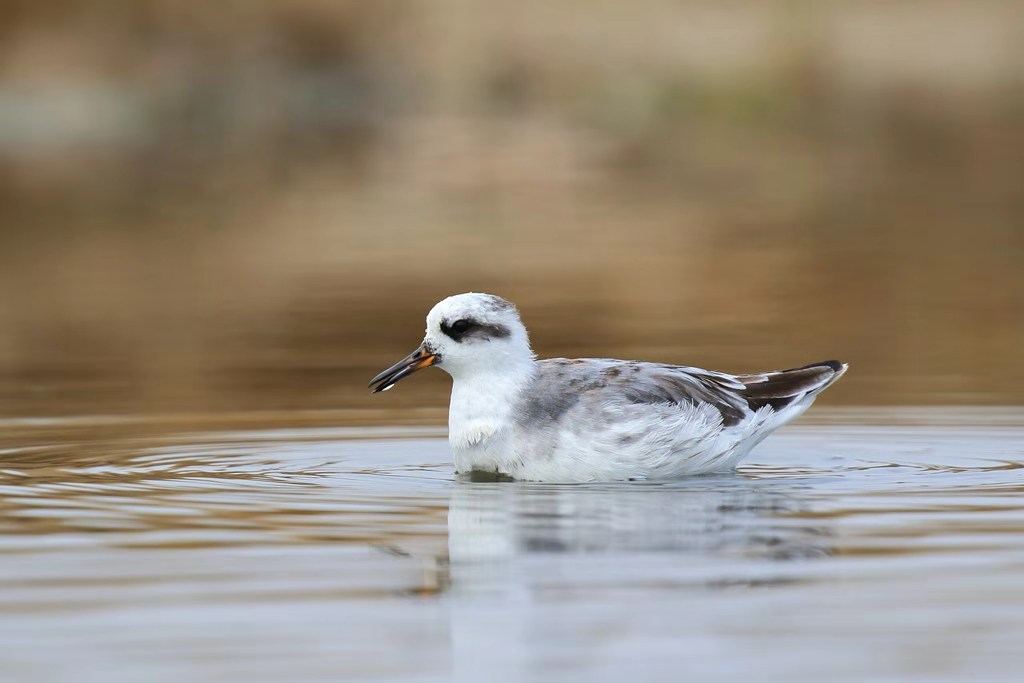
[370,293,847,482]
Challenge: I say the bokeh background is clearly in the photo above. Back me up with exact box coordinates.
[1,1,1022,417]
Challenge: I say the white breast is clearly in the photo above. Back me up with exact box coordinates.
[448,369,531,474]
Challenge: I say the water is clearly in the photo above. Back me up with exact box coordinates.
[2,410,1023,682]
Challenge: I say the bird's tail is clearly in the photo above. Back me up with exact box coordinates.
[737,360,848,414]
[721,360,847,465]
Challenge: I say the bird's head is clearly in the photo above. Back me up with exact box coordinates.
[368,292,534,393]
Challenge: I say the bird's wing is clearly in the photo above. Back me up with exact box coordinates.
[529,358,845,428]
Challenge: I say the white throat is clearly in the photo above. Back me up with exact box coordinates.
[447,359,536,452]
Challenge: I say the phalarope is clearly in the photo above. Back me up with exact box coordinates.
[369,293,846,482]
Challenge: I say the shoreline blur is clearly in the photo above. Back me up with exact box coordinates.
[1,2,1022,416]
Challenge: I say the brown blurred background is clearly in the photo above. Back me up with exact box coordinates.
[0,1,1022,417]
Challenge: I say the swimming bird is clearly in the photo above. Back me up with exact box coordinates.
[369,293,846,482]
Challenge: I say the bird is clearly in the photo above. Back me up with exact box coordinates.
[368,292,847,482]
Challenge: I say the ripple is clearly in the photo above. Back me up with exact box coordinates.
[1,414,1024,681]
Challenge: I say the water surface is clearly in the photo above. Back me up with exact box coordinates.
[1,410,1023,682]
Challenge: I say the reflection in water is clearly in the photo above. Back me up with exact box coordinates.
[446,478,831,592]
[0,424,450,583]
[442,478,833,681]
[1,414,1024,681]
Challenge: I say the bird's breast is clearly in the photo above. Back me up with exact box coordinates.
[448,419,500,451]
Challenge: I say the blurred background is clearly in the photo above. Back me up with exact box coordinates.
[0,0,1022,417]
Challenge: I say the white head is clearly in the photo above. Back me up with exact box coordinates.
[368,293,534,392]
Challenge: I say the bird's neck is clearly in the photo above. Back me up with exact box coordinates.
[448,360,536,451]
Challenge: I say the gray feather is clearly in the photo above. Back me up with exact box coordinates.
[518,358,844,430]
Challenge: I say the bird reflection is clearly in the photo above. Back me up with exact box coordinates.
[438,474,836,681]
[444,474,833,594]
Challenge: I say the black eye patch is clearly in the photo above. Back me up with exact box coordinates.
[440,318,511,343]
[440,318,474,341]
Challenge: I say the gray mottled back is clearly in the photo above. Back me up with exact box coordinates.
[515,358,841,430]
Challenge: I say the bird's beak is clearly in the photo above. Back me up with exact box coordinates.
[368,344,438,393]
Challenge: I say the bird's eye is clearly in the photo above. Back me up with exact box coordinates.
[451,319,470,334]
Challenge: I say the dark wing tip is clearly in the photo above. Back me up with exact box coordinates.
[794,359,845,373]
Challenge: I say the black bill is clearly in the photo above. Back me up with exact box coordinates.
[368,345,438,393]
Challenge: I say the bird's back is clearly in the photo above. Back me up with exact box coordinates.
[501,358,846,481]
